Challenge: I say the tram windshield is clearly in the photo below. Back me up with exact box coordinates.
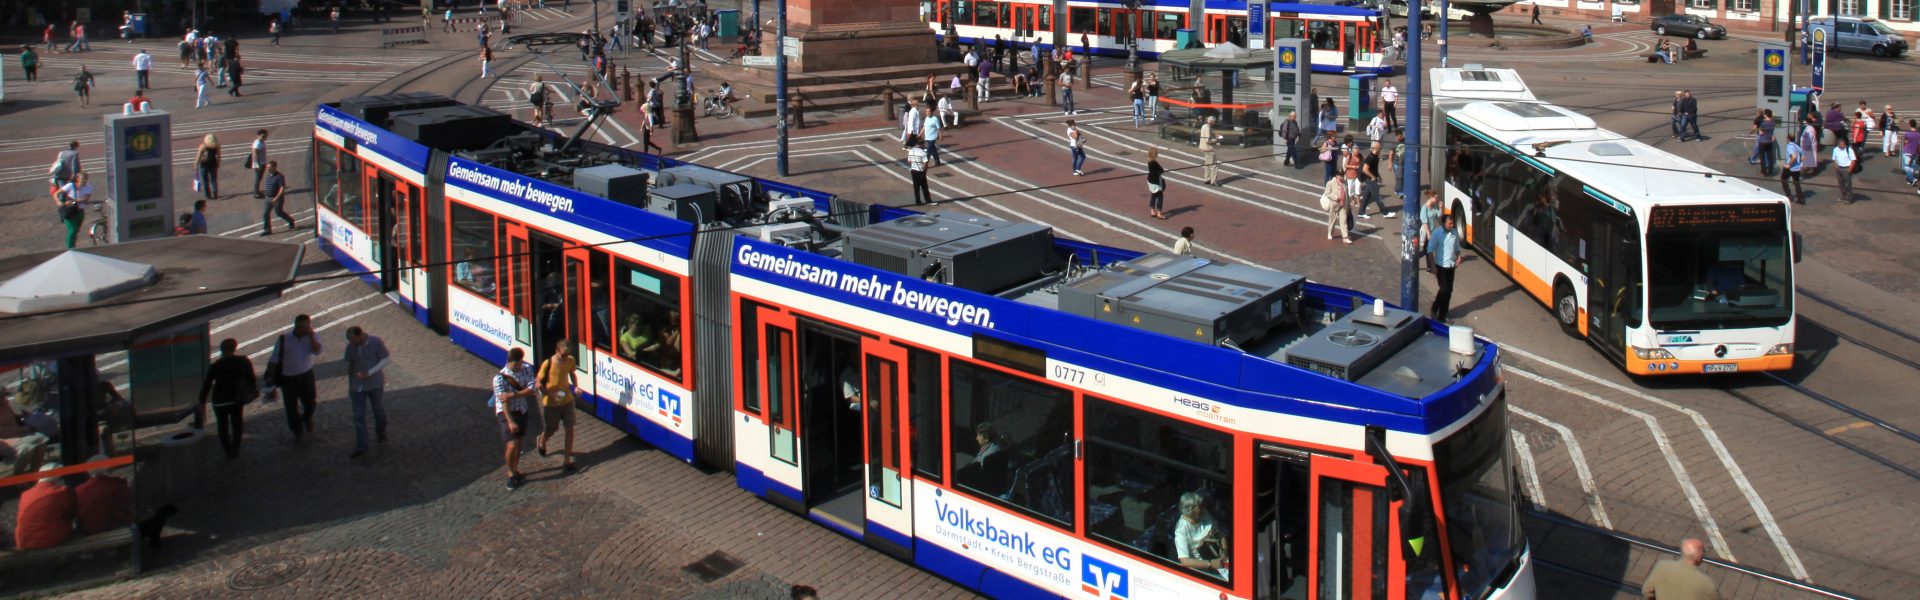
[1435,396,1522,599]
[1645,204,1793,331]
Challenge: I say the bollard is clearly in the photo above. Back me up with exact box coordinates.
[623,67,634,101]
[1082,59,1092,90]
[1044,60,1057,108]
[881,87,896,121]
[791,91,805,129]
[965,82,978,112]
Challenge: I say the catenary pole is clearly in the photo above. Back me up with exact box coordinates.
[776,0,789,176]
[1400,0,1424,311]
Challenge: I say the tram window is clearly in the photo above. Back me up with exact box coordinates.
[738,299,764,415]
[340,156,365,231]
[1084,397,1234,585]
[973,1,999,28]
[590,251,612,352]
[1435,397,1522,600]
[1096,8,1113,37]
[614,259,683,380]
[1154,12,1182,40]
[315,145,340,214]
[1309,21,1338,50]
[951,0,971,26]
[450,202,497,301]
[1274,18,1305,41]
[1037,6,1050,32]
[907,347,942,482]
[948,359,1073,528]
[1070,7,1095,35]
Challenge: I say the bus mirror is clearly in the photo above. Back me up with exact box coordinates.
[1792,232,1804,263]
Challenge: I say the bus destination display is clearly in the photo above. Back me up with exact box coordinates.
[1649,204,1785,231]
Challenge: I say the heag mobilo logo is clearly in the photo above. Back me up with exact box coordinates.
[1081,554,1129,599]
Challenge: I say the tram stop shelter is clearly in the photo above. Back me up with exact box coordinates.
[1155,43,1275,148]
[0,235,302,594]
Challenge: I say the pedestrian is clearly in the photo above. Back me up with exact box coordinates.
[1199,116,1223,186]
[194,62,211,108]
[977,55,993,102]
[899,102,923,145]
[1418,190,1443,270]
[640,96,663,153]
[198,338,256,458]
[1146,74,1161,120]
[1317,97,1338,143]
[44,23,58,53]
[1641,538,1717,600]
[226,55,245,96]
[1750,109,1777,176]
[1060,67,1075,115]
[19,45,39,81]
[1129,76,1146,127]
[444,7,455,33]
[56,172,94,249]
[528,75,550,126]
[1358,143,1392,218]
[261,160,296,234]
[906,134,932,205]
[331,7,342,33]
[1530,3,1542,25]
[69,20,90,53]
[189,200,209,234]
[1800,114,1821,168]
[264,314,323,444]
[49,140,81,203]
[1320,135,1340,183]
[1380,79,1399,131]
[73,66,96,108]
[922,103,944,166]
[1780,137,1805,204]
[1279,111,1302,167]
[1824,102,1846,147]
[1880,105,1900,157]
[480,44,494,78]
[270,18,283,45]
[1679,90,1700,141]
[1366,110,1388,144]
[1079,32,1090,57]
[1670,91,1685,139]
[1831,136,1857,204]
[1066,119,1087,177]
[1172,226,1195,256]
[132,49,153,90]
[534,339,580,473]
[242,130,267,198]
[1849,111,1868,154]
[937,92,958,127]
[1146,147,1167,220]
[1904,119,1920,188]
[1322,169,1352,244]
[494,347,538,491]
[343,326,390,458]
[1429,215,1461,322]
[195,134,221,199]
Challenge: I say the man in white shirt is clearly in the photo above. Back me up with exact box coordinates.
[1831,142,1857,204]
[937,93,957,127]
[1380,79,1399,131]
[900,103,923,146]
[131,49,152,90]
[922,103,944,166]
[264,314,324,444]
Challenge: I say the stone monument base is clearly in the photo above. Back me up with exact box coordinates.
[762,20,938,73]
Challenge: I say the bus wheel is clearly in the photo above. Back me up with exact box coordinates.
[1451,202,1469,248]
[1553,280,1580,337]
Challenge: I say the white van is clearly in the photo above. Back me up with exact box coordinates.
[1807,17,1909,57]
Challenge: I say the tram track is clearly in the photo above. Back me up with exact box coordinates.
[1526,510,1860,599]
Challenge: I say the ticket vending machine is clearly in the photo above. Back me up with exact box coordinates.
[1756,41,1791,118]
[1271,38,1309,146]
[103,110,174,242]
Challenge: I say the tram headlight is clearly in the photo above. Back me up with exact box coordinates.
[1766,343,1794,355]
[1632,346,1674,360]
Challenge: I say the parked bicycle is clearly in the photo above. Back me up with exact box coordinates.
[83,199,113,245]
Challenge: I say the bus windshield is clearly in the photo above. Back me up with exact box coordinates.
[1645,204,1792,331]
[1436,396,1522,599]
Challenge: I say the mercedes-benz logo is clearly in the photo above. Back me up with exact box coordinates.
[1714,344,1728,358]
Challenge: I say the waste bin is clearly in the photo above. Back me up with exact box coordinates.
[1176,28,1198,50]
[1790,86,1816,125]
[150,429,209,504]
[1348,73,1378,129]
[715,9,738,40]
[131,13,149,36]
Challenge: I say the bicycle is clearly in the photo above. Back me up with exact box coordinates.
[701,90,735,119]
[83,199,113,245]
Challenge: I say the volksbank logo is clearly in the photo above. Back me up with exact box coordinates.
[656,388,682,424]
[1080,555,1129,599]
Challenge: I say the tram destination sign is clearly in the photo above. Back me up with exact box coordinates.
[1649,204,1785,232]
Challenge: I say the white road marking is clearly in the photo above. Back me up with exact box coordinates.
[1512,430,1548,512]
[1510,404,1612,528]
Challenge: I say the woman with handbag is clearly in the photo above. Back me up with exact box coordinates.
[1146,148,1167,219]
[199,338,259,459]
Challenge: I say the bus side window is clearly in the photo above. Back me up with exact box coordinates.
[1084,396,1235,585]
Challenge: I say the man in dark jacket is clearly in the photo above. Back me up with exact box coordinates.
[1279,111,1302,167]
[199,338,257,458]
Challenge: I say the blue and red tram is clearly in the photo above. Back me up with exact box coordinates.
[310,96,1531,599]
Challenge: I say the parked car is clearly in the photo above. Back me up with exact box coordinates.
[1650,14,1727,39]
[1807,16,1909,57]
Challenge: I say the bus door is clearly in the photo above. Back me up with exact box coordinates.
[505,224,535,359]
[1586,211,1635,361]
[756,306,806,510]
[859,338,912,560]
[1308,454,1406,600]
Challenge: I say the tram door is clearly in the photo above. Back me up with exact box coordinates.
[1011,5,1036,38]
[755,307,806,509]
[505,224,534,358]
[560,247,594,401]
[372,174,400,292]
[859,338,912,560]
[1308,454,1405,600]
[1341,22,1358,70]
[1255,445,1314,599]
[1206,14,1248,47]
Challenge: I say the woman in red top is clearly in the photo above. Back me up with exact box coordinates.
[15,465,77,550]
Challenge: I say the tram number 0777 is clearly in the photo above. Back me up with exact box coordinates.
[1051,364,1102,386]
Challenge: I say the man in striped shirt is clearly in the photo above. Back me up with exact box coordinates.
[495,347,539,490]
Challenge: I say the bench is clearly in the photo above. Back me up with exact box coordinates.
[1644,48,1708,62]
[0,526,139,575]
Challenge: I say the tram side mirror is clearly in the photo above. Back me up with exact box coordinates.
[1792,232,1804,264]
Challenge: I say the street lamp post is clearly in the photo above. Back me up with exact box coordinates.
[1124,0,1141,75]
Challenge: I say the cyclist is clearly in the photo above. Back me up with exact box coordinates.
[715,81,736,114]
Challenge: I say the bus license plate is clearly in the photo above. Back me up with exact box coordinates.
[1704,363,1739,373]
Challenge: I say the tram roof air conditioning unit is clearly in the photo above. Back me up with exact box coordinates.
[649,184,718,224]
[1058,253,1305,347]
[388,105,515,150]
[338,93,456,130]
[843,212,1057,295]
[572,164,651,209]
[659,165,762,219]
[1284,305,1424,381]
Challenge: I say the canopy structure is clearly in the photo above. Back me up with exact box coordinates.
[1154,44,1276,143]
[0,251,157,313]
